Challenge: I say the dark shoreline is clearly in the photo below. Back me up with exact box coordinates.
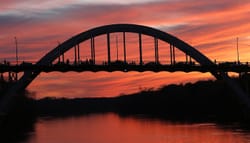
[1,75,250,123]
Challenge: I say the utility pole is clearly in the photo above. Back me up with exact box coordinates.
[14,37,18,65]
[236,37,240,64]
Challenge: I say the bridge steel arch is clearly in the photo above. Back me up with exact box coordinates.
[2,24,250,112]
[38,24,215,66]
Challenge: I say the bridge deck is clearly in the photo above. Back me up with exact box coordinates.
[1,63,250,73]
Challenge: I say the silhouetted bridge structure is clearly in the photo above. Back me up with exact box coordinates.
[1,23,250,117]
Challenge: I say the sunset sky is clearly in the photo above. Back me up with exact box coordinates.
[1,0,250,98]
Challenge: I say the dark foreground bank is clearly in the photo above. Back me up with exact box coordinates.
[0,92,36,143]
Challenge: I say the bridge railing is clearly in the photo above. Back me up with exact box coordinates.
[0,60,37,66]
[51,60,200,66]
[217,61,249,65]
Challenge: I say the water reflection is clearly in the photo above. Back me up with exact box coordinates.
[24,113,250,143]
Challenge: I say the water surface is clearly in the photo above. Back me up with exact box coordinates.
[24,113,250,143]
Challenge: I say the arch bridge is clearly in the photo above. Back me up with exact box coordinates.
[1,24,250,114]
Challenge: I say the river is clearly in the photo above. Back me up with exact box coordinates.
[12,113,250,143]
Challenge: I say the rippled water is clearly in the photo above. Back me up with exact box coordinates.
[18,113,250,143]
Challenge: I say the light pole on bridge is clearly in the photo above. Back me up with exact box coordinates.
[13,37,18,81]
[236,37,240,64]
[14,37,18,65]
